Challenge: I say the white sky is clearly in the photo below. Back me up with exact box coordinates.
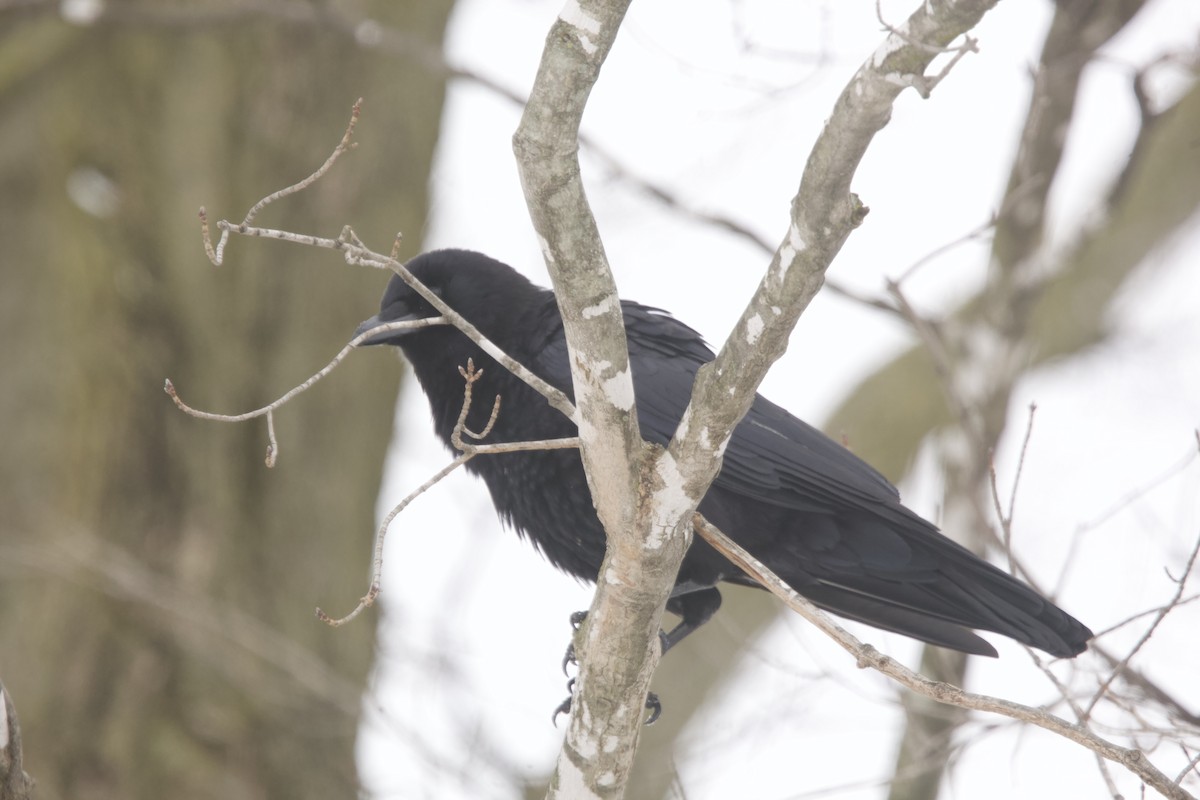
[358,1,1200,798]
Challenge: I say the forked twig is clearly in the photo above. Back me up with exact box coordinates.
[1082,526,1200,722]
[451,359,502,450]
[178,105,582,628]
[201,99,363,266]
[164,317,448,466]
[316,359,581,626]
[186,98,575,425]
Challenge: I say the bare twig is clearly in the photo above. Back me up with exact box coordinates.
[193,214,576,418]
[317,360,581,627]
[988,402,1038,573]
[164,317,448,465]
[692,513,1196,800]
[248,99,361,226]
[180,104,579,463]
[201,99,362,266]
[885,278,978,442]
[1175,749,1200,786]
[887,177,1044,288]
[1073,435,1200,538]
[1091,592,1200,641]
[316,452,472,627]
[451,360,501,448]
[1083,526,1200,722]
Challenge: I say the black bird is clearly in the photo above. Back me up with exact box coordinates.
[356,249,1092,660]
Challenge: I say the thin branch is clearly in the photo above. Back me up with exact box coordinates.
[264,409,277,467]
[886,277,978,441]
[1090,592,1200,641]
[180,104,578,463]
[1083,525,1200,721]
[1006,402,1037,524]
[167,317,448,424]
[692,513,1195,800]
[200,104,577,416]
[200,99,361,267]
[451,359,501,448]
[317,360,581,627]
[164,317,448,465]
[316,452,472,627]
[887,176,1044,288]
[194,215,576,418]
[1174,749,1200,786]
[988,402,1038,573]
[245,98,361,226]
[1073,435,1200,537]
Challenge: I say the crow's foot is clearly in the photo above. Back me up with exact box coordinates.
[554,610,665,725]
[561,610,589,675]
[551,678,575,726]
[562,611,671,675]
[552,678,662,727]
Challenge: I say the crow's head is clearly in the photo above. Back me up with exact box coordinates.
[354,249,542,348]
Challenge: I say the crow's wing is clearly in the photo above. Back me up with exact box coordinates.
[617,303,907,515]
[532,301,1091,657]
[535,301,903,509]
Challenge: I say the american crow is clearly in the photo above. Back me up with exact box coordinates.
[356,249,1092,659]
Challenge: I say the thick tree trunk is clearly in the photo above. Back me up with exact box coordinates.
[0,5,454,798]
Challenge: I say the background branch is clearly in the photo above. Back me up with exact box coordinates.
[692,515,1196,800]
[0,681,32,800]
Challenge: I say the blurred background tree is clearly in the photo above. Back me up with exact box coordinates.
[0,3,454,798]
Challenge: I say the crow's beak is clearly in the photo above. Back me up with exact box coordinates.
[353,314,394,346]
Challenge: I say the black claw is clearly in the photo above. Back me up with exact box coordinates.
[553,677,577,726]
[552,696,572,726]
[552,681,660,727]
[561,643,576,676]
[644,692,662,725]
[562,611,587,675]
[554,610,662,727]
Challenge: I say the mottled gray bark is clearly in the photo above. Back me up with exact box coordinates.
[513,1,1003,796]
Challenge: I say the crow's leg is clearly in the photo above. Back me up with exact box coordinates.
[554,588,721,725]
[562,610,670,675]
[662,586,723,654]
[553,679,662,726]
[562,586,722,670]
[555,611,661,726]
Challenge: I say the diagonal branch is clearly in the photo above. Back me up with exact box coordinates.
[164,316,448,466]
[671,0,999,492]
[692,514,1196,800]
[317,358,581,627]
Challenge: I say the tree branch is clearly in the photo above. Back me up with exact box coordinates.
[516,4,687,798]
[672,0,999,484]
[0,681,32,800]
[514,1,1003,796]
[692,515,1196,800]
